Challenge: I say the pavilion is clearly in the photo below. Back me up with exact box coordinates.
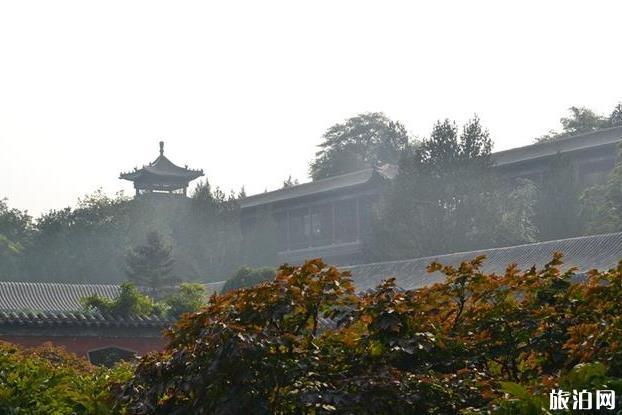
[120,141,203,197]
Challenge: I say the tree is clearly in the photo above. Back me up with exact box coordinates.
[534,154,583,240]
[560,106,609,135]
[281,175,299,188]
[0,199,31,279]
[82,282,164,316]
[581,143,622,233]
[222,266,275,292]
[610,102,622,127]
[309,112,411,180]
[163,282,206,318]
[115,256,622,414]
[370,116,534,260]
[535,105,619,142]
[125,231,175,295]
[24,190,131,283]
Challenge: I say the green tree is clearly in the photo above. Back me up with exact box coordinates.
[24,190,130,283]
[581,144,622,233]
[535,105,619,142]
[309,112,411,180]
[534,154,583,240]
[0,199,31,279]
[125,231,175,294]
[371,116,534,259]
[163,282,206,318]
[222,266,275,292]
[610,102,622,127]
[281,175,299,188]
[82,282,164,316]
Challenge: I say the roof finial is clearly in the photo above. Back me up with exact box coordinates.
[159,141,164,156]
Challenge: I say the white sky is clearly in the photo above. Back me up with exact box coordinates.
[1,0,620,216]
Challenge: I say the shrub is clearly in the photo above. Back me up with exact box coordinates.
[163,282,207,318]
[81,282,166,316]
[222,266,275,291]
[82,282,206,319]
[116,256,622,414]
[0,342,131,415]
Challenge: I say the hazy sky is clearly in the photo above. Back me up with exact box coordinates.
[1,0,620,216]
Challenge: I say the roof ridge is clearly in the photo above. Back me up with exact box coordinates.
[493,125,622,155]
[345,232,622,269]
[243,168,376,201]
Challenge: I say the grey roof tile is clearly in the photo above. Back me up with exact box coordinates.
[0,282,172,328]
[240,165,397,209]
[345,232,622,291]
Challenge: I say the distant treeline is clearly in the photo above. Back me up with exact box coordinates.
[1,103,622,283]
[0,183,260,283]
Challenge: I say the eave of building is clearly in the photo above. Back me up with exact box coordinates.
[491,126,622,167]
[120,155,203,182]
[240,165,397,210]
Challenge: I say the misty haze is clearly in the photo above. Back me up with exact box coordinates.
[1,1,621,414]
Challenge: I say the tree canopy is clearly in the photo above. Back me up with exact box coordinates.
[309,112,411,180]
[535,103,622,142]
[114,256,622,414]
[125,231,175,294]
[370,116,537,260]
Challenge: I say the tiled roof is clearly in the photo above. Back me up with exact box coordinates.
[120,142,203,182]
[492,126,622,167]
[0,310,170,328]
[345,232,622,291]
[241,164,397,209]
[0,282,172,328]
[0,282,120,312]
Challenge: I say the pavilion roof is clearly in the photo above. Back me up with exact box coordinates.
[120,141,203,182]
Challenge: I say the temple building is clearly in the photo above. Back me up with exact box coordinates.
[240,165,397,265]
[120,141,203,197]
[240,126,622,266]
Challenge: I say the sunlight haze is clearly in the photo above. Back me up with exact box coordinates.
[1,0,620,215]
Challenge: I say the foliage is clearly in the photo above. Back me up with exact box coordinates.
[115,255,622,414]
[0,199,31,279]
[282,175,299,188]
[309,112,411,180]
[0,341,131,415]
[126,231,175,295]
[82,282,205,319]
[534,154,583,240]
[222,266,275,292]
[82,282,165,317]
[163,282,207,318]
[581,143,622,234]
[535,104,622,142]
[371,116,537,260]
[3,182,245,284]
[611,103,622,127]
